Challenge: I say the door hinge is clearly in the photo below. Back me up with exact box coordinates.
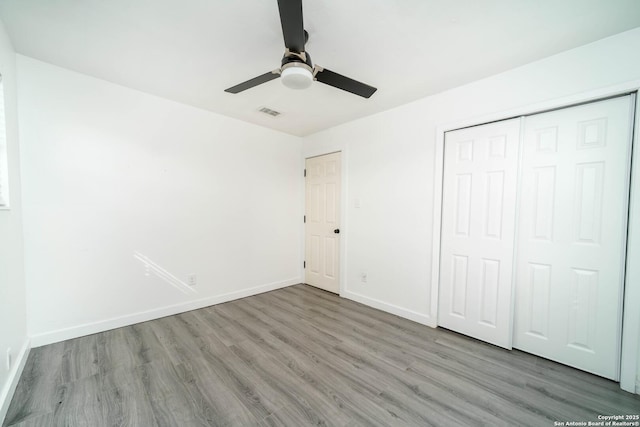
[303,261,306,268]
[304,215,306,223]
[304,169,306,177]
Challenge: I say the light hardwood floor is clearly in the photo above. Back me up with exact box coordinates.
[4,284,640,426]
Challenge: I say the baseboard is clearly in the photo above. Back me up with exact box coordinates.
[342,290,436,327]
[0,339,30,426]
[30,278,300,347]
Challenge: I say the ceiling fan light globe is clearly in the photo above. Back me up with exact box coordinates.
[281,64,313,90]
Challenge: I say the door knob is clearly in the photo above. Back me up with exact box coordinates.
[334,229,340,234]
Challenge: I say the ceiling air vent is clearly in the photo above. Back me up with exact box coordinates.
[258,107,281,117]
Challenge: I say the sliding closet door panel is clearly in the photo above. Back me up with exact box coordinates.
[513,96,633,380]
[439,118,521,349]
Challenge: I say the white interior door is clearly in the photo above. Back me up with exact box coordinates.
[438,119,521,349]
[513,96,633,380]
[305,152,341,294]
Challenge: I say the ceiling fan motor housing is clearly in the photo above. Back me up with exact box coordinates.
[280,51,314,89]
[281,49,312,68]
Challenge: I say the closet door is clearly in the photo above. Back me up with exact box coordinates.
[438,119,521,349]
[513,96,633,380]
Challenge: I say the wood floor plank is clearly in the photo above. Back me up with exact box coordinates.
[239,299,400,413]
[139,357,238,427]
[123,322,171,366]
[100,365,159,427]
[96,328,140,375]
[288,285,436,341]
[406,357,554,425]
[262,328,414,426]
[228,342,347,426]
[52,374,105,426]
[328,340,500,426]
[191,309,243,347]
[60,335,99,384]
[3,412,53,427]
[293,304,418,371]
[434,328,640,410]
[5,284,640,427]
[3,343,65,426]
[258,404,325,427]
[237,311,501,427]
[252,293,345,346]
[174,310,218,338]
[149,316,209,365]
[188,339,285,420]
[176,362,261,427]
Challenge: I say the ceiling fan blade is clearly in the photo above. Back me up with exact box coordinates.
[224,71,280,94]
[315,67,377,98]
[277,0,305,53]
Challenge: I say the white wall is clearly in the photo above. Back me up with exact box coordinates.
[303,28,640,388]
[17,56,303,345]
[0,19,28,423]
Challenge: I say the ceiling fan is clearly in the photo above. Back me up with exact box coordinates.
[224,0,377,98]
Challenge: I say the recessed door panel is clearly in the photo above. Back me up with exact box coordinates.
[526,263,551,339]
[567,268,598,352]
[451,255,469,317]
[484,171,505,239]
[532,166,556,241]
[324,236,337,279]
[325,182,337,224]
[573,162,604,244]
[480,259,500,326]
[309,235,321,274]
[455,174,472,236]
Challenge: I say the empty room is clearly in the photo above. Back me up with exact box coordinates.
[2,0,640,425]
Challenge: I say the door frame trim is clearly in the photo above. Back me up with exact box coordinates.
[302,150,346,295]
[430,80,640,393]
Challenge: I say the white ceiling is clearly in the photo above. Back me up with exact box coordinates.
[1,1,639,136]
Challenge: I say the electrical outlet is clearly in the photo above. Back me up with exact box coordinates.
[187,274,197,286]
[6,348,11,371]
[360,272,367,283]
